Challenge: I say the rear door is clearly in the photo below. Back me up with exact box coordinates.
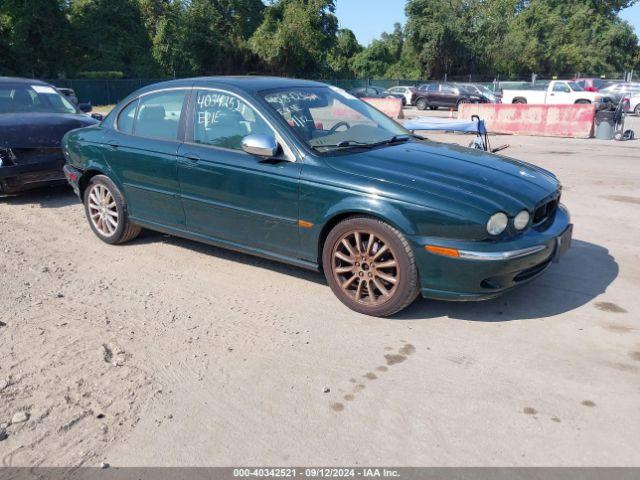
[104,88,189,228]
[177,88,303,258]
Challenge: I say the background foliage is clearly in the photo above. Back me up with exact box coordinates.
[0,0,638,79]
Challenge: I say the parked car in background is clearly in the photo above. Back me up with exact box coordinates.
[385,85,417,106]
[627,94,640,115]
[456,83,502,103]
[348,86,406,104]
[0,77,98,195]
[573,78,612,92]
[599,82,640,104]
[502,80,609,106]
[62,76,571,317]
[414,82,488,110]
[57,87,79,105]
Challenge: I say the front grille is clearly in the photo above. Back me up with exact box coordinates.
[532,194,560,228]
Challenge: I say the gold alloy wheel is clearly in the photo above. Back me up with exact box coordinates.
[87,184,119,237]
[332,230,399,305]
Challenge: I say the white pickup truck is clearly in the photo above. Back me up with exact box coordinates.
[502,80,606,105]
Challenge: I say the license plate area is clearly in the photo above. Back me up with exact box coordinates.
[554,224,573,262]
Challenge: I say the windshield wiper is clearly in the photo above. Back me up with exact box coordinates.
[314,135,415,151]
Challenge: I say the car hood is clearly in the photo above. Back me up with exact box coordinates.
[0,113,98,149]
[324,140,560,215]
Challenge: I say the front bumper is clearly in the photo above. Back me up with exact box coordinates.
[0,165,66,195]
[410,205,572,301]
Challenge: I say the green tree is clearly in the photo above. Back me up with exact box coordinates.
[249,0,338,77]
[182,0,264,75]
[0,0,72,77]
[501,0,639,76]
[69,0,158,77]
[327,29,362,77]
[138,0,189,76]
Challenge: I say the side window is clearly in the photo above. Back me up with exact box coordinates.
[134,90,186,140]
[117,100,138,134]
[553,83,569,93]
[193,90,273,151]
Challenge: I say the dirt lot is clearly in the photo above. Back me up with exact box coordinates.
[1,125,639,467]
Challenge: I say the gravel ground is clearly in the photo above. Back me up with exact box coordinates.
[0,125,639,467]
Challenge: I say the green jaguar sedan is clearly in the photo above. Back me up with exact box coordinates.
[62,77,572,317]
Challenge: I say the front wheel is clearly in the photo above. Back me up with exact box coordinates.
[322,217,420,317]
[634,104,640,116]
[83,175,141,244]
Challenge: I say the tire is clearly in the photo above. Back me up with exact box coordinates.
[575,99,591,104]
[322,216,420,317]
[456,99,469,110]
[83,174,141,245]
[513,98,527,104]
[634,104,640,116]
[416,98,428,111]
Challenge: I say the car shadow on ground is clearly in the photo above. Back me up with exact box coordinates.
[134,232,617,319]
[396,239,618,321]
[134,229,328,286]
[0,185,77,208]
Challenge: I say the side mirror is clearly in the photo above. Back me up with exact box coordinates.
[242,134,279,158]
[78,102,92,113]
[91,112,104,121]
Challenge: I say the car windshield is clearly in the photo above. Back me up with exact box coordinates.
[261,86,409,152]
[0,84,77,114]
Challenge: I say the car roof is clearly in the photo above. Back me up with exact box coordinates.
[0,76,51,86]
[134,76,328,96]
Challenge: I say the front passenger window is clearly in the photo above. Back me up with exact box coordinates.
[193,90,272,151]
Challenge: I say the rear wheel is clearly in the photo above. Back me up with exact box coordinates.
[575,99,591,104]
[635,104,640,116]
[83,175,140,244]
[322,217,420,317]
[416,98,428,110]
[513,98,527,104]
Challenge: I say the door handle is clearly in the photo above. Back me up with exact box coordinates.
[104,142,120,150]
[184,153,200,162]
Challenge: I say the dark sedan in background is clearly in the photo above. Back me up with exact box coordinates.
[0,77,99,195]
[413,82,489,110]
[348,86,407,104]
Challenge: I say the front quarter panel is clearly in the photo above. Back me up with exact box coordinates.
[298,161,488,263]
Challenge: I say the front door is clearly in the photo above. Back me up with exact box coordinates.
[178,88,303,259]
[105,89,188,228]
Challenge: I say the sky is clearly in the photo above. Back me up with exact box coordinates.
[335,0,640,46]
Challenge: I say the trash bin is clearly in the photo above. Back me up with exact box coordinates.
[594,110,615,140]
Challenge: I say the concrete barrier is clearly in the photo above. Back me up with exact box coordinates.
[458,104,596,138]
[363,98,404,119]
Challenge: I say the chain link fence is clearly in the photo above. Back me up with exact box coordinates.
[44,72,636,106]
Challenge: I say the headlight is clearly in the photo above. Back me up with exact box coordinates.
[514,210,530,230]
[487,212,508,236]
